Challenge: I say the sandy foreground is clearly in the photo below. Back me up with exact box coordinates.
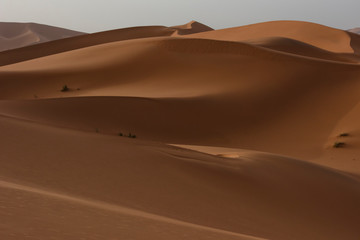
[0,20,360,239]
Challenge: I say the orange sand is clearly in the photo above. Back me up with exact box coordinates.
[1,20,360,240]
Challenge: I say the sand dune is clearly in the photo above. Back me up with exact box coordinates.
[1,115,360,240]
[184,20,360,54]
[0,22,84,52]
[0,25,177,67]
[0,21,212,67]
[0,180,259,240]
[1,37,360,173]
[349,27,360,34]
[1,20,360,239]
[245,37,360,62]
[171,20,213,36]
[0,37,358,98]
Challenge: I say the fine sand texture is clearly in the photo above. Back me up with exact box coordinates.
[1,20,360,239]
[0,22,85,52]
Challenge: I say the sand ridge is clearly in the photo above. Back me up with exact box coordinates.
[1,20,360,239]
[171,20,214,36]
[0,25,177,67]
[0,179,264,240]
[1,33,360,173]
[183,20,360,54]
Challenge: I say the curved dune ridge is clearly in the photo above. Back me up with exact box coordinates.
[0,25,177,67]
[0,22,85,52]
[1,36,360,171]
[244,37,360,62]
[0,37,359,99]
[0,180,261,240]
[184,20,360,54]
[1,20,360,239]
[171,20,214,36]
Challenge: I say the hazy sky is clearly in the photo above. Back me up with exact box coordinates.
[1,0,360,33]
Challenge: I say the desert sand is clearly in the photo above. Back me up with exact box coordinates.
[0,20,360,239]
[0,22,85,52]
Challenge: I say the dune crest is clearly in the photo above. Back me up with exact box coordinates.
[0,25,176,67]
[183,20,360,54]
[245,36,360,62]
[171,20,213,36]
[1,35,360,175]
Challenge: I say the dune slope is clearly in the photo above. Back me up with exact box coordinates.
[1,37,360,173]
[1,20,360,239]
[244,37,359,62]
[1,115,360,240]
[0,25,177,67]
[0,22,84,52]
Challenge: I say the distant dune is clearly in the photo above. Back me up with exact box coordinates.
[0,22,85,51]
[1,20,360,240]
[349,27,360,34]
[184,20,360,54]
[171,20,213,36]
[0,22,211,67]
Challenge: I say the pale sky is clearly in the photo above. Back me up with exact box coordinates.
[1,0,360,33]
